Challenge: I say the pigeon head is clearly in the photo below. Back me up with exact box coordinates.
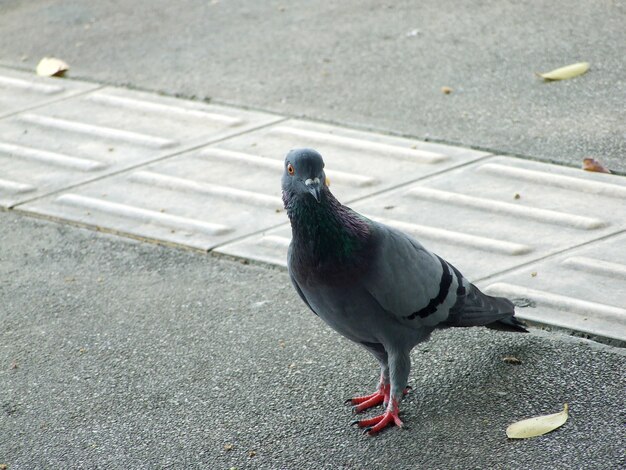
[282,148,371,264]
[282,148,327,204]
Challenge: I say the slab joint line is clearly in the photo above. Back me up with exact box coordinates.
[0,84,106,121]
[473,229,626,284]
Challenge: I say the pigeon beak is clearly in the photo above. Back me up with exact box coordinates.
[305,178,322,203]
[307,185,322,203]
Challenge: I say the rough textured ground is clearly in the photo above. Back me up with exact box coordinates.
[0,0,624,173]
[1,2,625,467]
[1,210,624,469]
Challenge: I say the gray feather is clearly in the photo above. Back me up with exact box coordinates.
[361,222,460,328]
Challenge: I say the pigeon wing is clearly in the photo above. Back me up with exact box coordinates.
[361,222,462,328]
[362,221,524,332]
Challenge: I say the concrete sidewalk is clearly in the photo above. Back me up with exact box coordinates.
[1,210,625,469]
[1,0,624,173]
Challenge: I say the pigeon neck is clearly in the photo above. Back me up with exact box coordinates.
[285,188,370,263]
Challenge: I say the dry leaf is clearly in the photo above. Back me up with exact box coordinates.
[537,62,589,81]
[506,404,568,439]
[582,157,611,174]
[36,57,69,77]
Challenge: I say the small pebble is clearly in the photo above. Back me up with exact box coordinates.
[502,356,522,365]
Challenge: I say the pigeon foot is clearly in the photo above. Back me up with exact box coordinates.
[357,399,403,435]
[347,385,411,413]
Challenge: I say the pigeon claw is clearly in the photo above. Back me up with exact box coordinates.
[353,393,385,414]
[348,383,390,413]
[354,413,386,428]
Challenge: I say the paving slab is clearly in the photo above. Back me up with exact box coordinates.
[480,231,626,344]
[0,79,281,208]
[1,210,625,470]
[14,119,487,251]
[12,151,286,252]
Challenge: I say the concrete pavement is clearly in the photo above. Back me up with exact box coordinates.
[1,210,625,469]
[0,0,624,173]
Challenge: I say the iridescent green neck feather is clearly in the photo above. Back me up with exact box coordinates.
[284,187,370,265]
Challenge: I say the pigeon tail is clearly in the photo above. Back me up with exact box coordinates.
[485,312,529,333]
[444,284,528,333]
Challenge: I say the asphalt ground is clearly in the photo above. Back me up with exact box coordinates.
[1,210,625,469]
[0,0,624,173]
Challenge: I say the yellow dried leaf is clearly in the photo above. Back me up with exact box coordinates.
[537,62,589,81]
[36,57,69,77]
[506,404,568,439]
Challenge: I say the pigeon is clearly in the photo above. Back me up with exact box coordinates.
[282,148,528,435]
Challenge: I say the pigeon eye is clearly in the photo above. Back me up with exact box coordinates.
[287,163,295,175]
